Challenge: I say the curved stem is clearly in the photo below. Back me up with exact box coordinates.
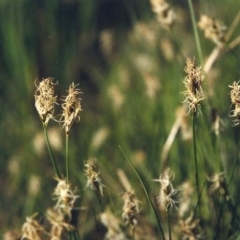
[43,123,61,179]
[119,146,166,240]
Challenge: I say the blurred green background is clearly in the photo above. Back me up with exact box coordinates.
[0,0,240,238]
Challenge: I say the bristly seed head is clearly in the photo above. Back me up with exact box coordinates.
[122,191,140,227]
[34,78,58,126]
[84,157,105,196]
[153,168,180,210]
[60,83,82,134]
[229,80,240,126]
[182,57,205,116]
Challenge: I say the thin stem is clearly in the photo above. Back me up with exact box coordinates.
[192,115,200,217]
[228,132,240,186]
[66,133,69,181]
[188,0,203,64]
[42,123,61,179]
[119,146,166,240]
[167,207,172,240]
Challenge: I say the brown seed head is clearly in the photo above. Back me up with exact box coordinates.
[60,83,82,134]
[84,158,105,196]
[34,78,58,126]
[198,14,226,46]
[229,80,240,126]
[182,58,205,116]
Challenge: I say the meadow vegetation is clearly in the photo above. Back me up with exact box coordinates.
[1,0,240,239]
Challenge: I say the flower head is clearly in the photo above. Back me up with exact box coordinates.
[21,213,45,240]
[52,178,79,219]
[153,168,180,210]
[34,78,58,126]
[179,212,203,240]
[198,14,226,46]
[84,158,105,196]
[150,0,176,30]
[60,83,82,134]
[182,58,205,116]
[122,191,140,227]
[229,80,240,126]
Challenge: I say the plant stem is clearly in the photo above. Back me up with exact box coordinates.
[228,132,240,186]
[192,115,200,217]
[119,146,166,240]
[43,123,61,179]
[66,133,69,181]
[167,207,172,240]
[188,0,203,64]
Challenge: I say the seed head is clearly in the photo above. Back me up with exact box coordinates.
[149,0,176,30]
[60,83,82,134]
[52,178,79,219]
[182,58,205,116]
[229,80,240,126]
[153,168,180,210]
[122,191,140,227]
[84,158,105,196]
[34,78,58,126]
[21,213,45,240]
[198,14,226,46]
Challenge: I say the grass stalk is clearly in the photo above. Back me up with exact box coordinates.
[119,146,166,240]
[228,131,240,187]
[187,0,203,64]
[166,207,172,240]
[66,133,69,181]
[192,115,201,217]
[43,123,61,179]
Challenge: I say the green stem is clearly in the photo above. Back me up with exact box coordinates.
[167,207,172,240]
[43,123,61,179]
[192,115,200,217]
[228,132,240,186]
[188,0,203,64]
[66,133,69,181]
[119,146,166,240]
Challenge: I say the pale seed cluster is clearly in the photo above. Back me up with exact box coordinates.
[21,213,45,240]
[229,80,240,126]
[52,178,79,219]
[182,58,205,116]
[153,168,180,210]
[84,158,104,196]
[34,78,57,126]
[149,0,176,30]
[198,14,226,46]
[60,83,82,134]
[122,191,140,227]
[100,209,126,240]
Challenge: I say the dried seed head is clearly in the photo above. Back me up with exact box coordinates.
[21,213,45,240]
[52,178,79,219]
[84,158,105,196]
[182,58,205,116]
[229,80,240,126]
[122,191,140,227]
[46,208,75,240]
[179,212,203,240]
[153,168,180,210]
[198,14,226,46]
[100,209,126,240]
[34,78,58,126]
[149,0,176,30]
[207,172,226,196]
[60,83,82,134]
